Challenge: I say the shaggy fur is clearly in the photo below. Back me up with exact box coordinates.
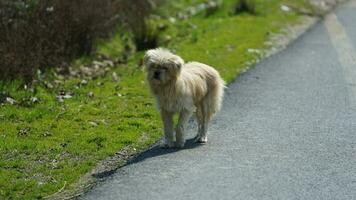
[144,48,225,148]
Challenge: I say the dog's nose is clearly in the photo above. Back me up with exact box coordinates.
[154,71,161,79]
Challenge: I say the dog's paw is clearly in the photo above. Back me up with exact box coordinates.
[175,141,185,148]
[160,140,174,149]
[194,135,208,144]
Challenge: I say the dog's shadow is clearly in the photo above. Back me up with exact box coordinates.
[127,138,204,165]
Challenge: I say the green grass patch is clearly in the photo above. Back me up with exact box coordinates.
[0,67,162,199]
[0,0,315,199]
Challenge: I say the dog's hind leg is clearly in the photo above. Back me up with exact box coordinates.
[195,105,204,141]
[197,81,225,143]
[195,101,209,143]
[176,110,192,148]
[160,110,175,148]
[201,100,210,143]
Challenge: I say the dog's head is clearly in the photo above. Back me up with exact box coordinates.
[144,48,184,85]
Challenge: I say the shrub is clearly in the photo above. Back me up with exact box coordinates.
[0,0,157,80]
[233,0,256,15]
[117,0,160,51]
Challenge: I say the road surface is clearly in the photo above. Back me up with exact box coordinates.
[80,2,356,199]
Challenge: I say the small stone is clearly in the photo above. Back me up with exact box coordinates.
[93,61,105,67]
[46,6,54,12]
[70,70,78,77]
[62,94,73,99]
[168,17,176,23]
[103,60,114,67]
[188,7,197,15]
[80,79,88,85]
[56,92,73,102]
[247,48,261,54]
[89,122,98,127]
[45,82,54,89]
[197,3,206,11]
[42,131,52,137]
[57,97,64,103]
[207,1,218,8]
[31,97,39,103]
[87,92,94,98]
[281,5,290,12]
[6,97,16,105]
[112,72,119,82]
[93,65,100,71]
[177,13,188,19]
[164,35,172,42]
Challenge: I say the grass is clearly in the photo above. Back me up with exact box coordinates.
[0,0,317,199]
[0,66,162,199]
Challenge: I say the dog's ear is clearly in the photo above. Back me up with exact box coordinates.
[170,55,184,70]
[143,50,154,67]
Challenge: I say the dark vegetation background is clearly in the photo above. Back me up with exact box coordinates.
[0,0,157,80]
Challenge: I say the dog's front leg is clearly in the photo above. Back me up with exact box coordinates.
[160,109,174,148]
[176,110,192,148]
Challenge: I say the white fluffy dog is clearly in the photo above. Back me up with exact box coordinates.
[144,48,225,148]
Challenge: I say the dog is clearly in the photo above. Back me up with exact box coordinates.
[144,48,225,148]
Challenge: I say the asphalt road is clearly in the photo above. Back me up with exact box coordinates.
[80,2,356,200]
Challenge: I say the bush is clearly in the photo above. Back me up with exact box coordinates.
[117,0,160,51]
[234,0,256,15]
[0,0,156,80]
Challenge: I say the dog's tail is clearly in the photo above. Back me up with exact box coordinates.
[205,76,225,120]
